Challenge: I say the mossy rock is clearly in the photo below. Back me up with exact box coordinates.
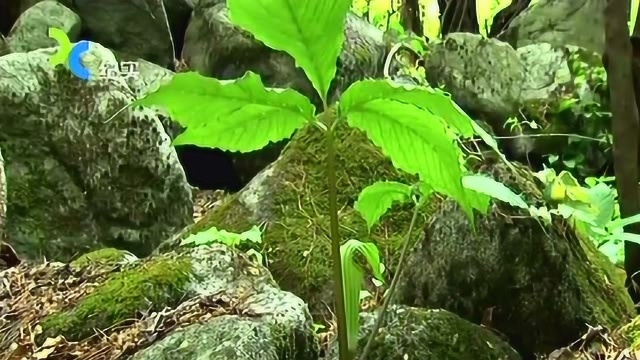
[328,305,521,360]
[28,244,319,358]
[617,315,640,350]
[398,160,634,357]
[158,121,433,317]
[39,254,193,341]
[132,315,316,360]
[70,247,137,269]
[0,47,192,262]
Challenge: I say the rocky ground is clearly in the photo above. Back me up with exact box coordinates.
[2,0,640,359]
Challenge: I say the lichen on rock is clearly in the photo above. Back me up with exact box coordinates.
[6,0,80,53]
[0,45,193,261]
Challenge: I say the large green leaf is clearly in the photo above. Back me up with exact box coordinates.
[340,80,476,137]
[227,0,351,103]
[181,225,263,247]
[355,181,413,231]
[340,239,384,352]
[462,175,528,209]
[587,183,615,228]
[476,0,512,37]
[340,80,512,172]
[339,81,490,218]
[133,72,315,152]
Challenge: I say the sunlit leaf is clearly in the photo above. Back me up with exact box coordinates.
[608,213,640,231]
[181,225,263,248]
[340,79,491,218]
[134,72,314,152]
[423,0,441,41]
[355,181,413,230]
[631,0,639,34]
[228,0,351,102]
[462,175,528,209]
[476,0,512,37]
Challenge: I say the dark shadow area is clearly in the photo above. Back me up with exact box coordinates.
[175,145,244,192]
[0,0,20,36]
[175,139,288,193]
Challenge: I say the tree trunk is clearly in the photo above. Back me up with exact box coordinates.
[400,0,423,36]
[604,0,640,308]
[437,0,479,35]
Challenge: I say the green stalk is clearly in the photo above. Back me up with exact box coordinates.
[358,198,423,360]
[323,106,351,360]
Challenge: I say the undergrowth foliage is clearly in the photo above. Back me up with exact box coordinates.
[352,0,640,40]
[133,0,529,358]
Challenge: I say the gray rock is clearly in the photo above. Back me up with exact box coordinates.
[500,0,605,54]
[425,33,526,119]
[423,34,601,160]
[398,160,634,356]
[133,317,287,360]
[182,3,389,107]
[6,243,318,358]
[327,306,521,360]
[133,245,319,360]
[0,43,192,260]
[0,35,10,56]
[0,149,5,240]
[62,0,178,68]
[518,43,572,103]
[6,0,81,53]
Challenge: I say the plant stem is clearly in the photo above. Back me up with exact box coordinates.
[324,108,351,360]
[358,199,423,360]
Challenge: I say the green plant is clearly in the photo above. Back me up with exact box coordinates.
[180,225,265,263]
[351,0,514,40]
[533,169,640,265]
[133,0,519,358]
[476,0,512,38]
[180,225,262,248]
[351,180,426,359]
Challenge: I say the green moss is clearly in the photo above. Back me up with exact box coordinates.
[573,231,635,327]
[619,315,640,350]
[39,256,193,341]
[4,141,98,261]
[352,307,521,360]
[397,160,634,355]
[70,247,131,269]
[185,122,433,315]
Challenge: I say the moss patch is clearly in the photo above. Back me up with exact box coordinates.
[398,160,634,356]
[70,247,132,269]
[176,122,434,316]
[39,256,193,341]
[618,315,640,350]
[335,306,521,360]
